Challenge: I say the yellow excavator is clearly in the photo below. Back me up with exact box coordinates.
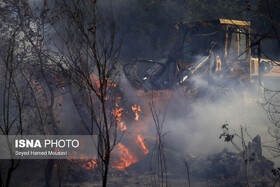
[124,19,280,100]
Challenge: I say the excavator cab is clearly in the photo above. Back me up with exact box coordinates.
[179,19,251,87]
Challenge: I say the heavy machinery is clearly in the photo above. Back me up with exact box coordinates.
[124,19,280,100]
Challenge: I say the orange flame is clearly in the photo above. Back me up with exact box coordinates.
[137,134,149,155]
[131,104,142,121]
[67,152,97,171]
[112,143,138,170]
[90,75,116,89]
[112,107,127,131]
[55,77,66,94]
[82,159,97,171]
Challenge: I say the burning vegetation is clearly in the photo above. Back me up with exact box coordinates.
[112,107,127,131]
[136,134,149,155]
[1,0,280,187]
[131,104,142,121]
[82,159,97,171]
[112,143,139,171]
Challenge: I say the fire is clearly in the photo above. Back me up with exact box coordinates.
[82,159,97,171]
[67,153,97,171]
[112,107,127,131]
[131,104,142,120]
[90,75,116,89]
[112,143,138,170]
[137,134,149,155]
[118,121,127,131]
